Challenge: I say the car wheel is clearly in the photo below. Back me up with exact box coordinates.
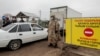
[8,40,22,51]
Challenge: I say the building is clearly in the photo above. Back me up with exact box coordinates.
[12,11,39,23]
[39,20,49,28]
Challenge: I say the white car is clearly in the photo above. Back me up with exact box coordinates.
[0,23,48,50]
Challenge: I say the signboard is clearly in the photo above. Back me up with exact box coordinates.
[66,18,100,49]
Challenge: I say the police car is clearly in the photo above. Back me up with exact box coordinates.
[0,23,48,50]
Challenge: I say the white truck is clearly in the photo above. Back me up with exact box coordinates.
[50,6,82,36]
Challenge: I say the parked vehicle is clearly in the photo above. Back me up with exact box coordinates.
[0,23,48,50]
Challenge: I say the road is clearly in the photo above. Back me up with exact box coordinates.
[0,40,61,56]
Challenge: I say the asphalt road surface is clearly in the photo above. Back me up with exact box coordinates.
[0,39,61,56]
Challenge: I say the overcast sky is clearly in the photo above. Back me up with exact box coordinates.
[0,0,100,20]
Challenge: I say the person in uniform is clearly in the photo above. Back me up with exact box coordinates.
[31,18,36,23]
[48,15,61,48]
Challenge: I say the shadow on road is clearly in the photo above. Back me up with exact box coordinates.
[0,48,9,52]
[0,39,47,52]
[22,39,47,48]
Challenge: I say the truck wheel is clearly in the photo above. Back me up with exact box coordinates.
[8,40,22,51]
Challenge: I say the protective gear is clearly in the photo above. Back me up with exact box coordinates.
[48,19,61,47]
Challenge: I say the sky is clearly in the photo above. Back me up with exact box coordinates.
[0,0,100,20]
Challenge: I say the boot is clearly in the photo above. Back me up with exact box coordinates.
[53,43,58,48]
[48,43,52,47]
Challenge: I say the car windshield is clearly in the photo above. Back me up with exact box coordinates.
[1,24,16,31]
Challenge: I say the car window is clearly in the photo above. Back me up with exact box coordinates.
[31,24,43,31]
[9,25,18,33]
[18,24,31,32]
[1,24,16,31]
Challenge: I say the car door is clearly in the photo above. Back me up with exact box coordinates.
[17,24,34,43]
[9,25,18,40]
[31,24,47,40]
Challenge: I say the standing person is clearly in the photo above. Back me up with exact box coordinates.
[48,15,61,48]
[31,18,36,23]
[19,18,24,22]
[3,17,11,27]
[12,17,17,23]
[2,16,6,27]
[2,19,6,27]
[55,18,61,42]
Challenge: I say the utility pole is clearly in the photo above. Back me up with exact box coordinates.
[39,10,41,20]
[38,10,41,25]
